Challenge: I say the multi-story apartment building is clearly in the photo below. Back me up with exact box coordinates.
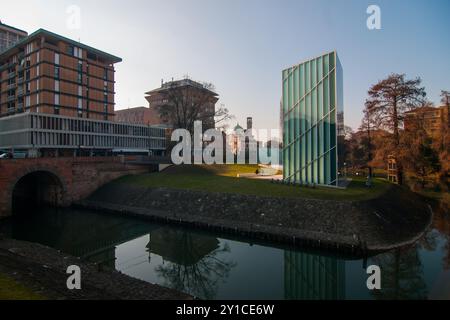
[282,51,344,186]
[0,27,167,157]
[0,28,120,121]
[0,21,28,53]
[145,78,219,130]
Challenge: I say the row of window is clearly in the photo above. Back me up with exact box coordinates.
[31,115,166,138]
[29,131,166,150]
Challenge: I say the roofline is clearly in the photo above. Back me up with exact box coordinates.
[282,50,337,72]
[145,83,218,96]
[0,22,28,35]
[0,28,122,63]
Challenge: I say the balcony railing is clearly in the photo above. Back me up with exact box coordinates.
[8,72,15,79]
[7,95,15,102]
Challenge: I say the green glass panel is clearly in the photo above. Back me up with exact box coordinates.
[311,59,316,88]
[283,80,289,114]
[311,88,317,124]
[319,156,325,184]
[329,53,335,71]
[324,152,330,185]
[300,99,305,135]
[299,64,305,98]
[293,67,299,105]
[325,115,330,152]
[295,105,300,138]
[330,110,336,148]
[313,126,317,162]
[319,120,324,155]
[329,70,335,109]
[318,82,323,119]
[306,94,311,131]
[317,57,323,81]
[323,54,329,77]
[305,62,310,93]
[323,77,329,115]
[290,147,295,181]
[306,130,311,164]
[301,135,306,170]
[288,73,293,111]
[313,160,318,184]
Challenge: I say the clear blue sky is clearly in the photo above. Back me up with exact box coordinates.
[2,0,449,134]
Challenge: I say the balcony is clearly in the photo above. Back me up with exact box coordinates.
[17,87,24,96]
[7,95,15,102]
[18,77,24,84]
[7,83,16,90]
[8,72,15,79]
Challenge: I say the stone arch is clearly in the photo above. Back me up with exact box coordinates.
[7,167,69,215]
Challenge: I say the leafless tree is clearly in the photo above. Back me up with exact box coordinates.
[364,74,427,184]
[157,82,233,132]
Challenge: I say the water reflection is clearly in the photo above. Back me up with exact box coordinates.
[1,206,450,300]
[149,228,236,299]
[284,251,345,300]
[370,248,427,300]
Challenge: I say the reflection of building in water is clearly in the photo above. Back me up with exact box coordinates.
[284,251,345,300]
[146,228,220,266]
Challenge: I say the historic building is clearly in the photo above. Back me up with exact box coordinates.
[145,78,219,130]
[282,51,344,186]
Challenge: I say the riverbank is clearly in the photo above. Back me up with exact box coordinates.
[76,180,433,255]
[0,236,192,300]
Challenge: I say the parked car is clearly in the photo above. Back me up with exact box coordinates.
[0,152,12,159]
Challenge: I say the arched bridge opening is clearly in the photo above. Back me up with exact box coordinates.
[12,171,65,215]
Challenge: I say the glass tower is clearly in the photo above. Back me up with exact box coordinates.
[282,51,344,186]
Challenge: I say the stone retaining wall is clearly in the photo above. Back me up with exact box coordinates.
[77,183,433,255]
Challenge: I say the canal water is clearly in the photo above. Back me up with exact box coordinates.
[0,204,449,300]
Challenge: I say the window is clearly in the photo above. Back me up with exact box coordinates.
[78,86,82,97]
[54,66,60,79]
[55,53,60,65]
[55,80,60,92]
[67,45,74,56]
[54,94,60,105]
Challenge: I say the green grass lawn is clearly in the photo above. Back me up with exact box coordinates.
[0,273,45,300]
[117,165,391,201]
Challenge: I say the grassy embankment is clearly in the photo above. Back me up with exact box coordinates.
[117,164,391,201]
[0,273,45,300]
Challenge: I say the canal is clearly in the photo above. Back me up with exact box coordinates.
[0,204,449,300]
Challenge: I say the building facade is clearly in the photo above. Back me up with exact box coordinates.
[0,21,28,54]
[0,28,121,121]
[404,105,449,138]
[282,51,344,186]
[0,112,166,157]
[115,106,161,126]
[145,78,218,130]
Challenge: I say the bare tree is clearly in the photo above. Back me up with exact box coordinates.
[364,74,427,184]
[157,82,233,132]
[441,90,450,128]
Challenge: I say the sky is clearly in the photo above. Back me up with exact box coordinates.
[2,0,449,135]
